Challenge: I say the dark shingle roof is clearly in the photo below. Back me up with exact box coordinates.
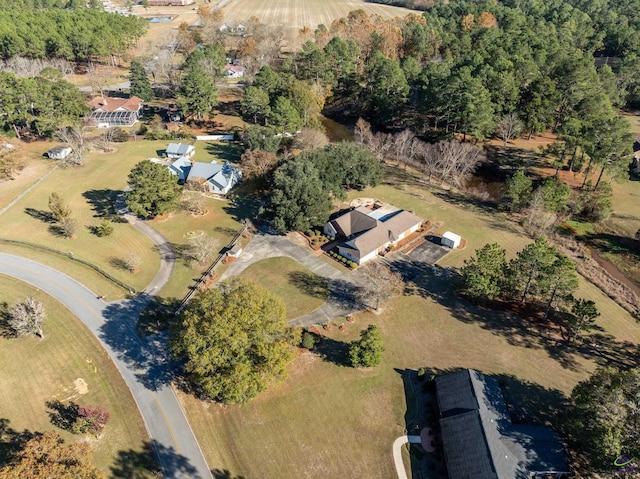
[436,369,570,479]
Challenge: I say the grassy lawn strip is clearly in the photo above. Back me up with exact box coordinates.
[238,257,329,320]
[0,141,172,296]
[0,274,156,477]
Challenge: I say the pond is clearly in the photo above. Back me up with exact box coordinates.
[319,115,353,142]
[147,17,172,23]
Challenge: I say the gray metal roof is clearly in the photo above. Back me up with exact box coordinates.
[166,143,193,156]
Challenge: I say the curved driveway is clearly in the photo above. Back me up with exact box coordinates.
[0,254,212,479]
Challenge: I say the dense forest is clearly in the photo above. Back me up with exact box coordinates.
[0,6,147,60]
[369,0,640,58]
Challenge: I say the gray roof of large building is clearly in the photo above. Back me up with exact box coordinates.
[341,210,423,258]
[436,369,570,479]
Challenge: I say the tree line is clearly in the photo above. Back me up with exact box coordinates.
[0,7,147,61]
[0,68,88,138]
[461,238,599,342]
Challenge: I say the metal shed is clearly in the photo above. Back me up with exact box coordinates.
[441,231,461,249]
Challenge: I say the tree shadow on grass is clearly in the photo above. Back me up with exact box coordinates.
[0,418,35,467]
[109,256,131,272]
[393,259,640,373]
[222,193,262,223]
[315,336,351,367]
[111,440,184,479]
[0,302,17,338]
[203,142,242,164]
[211,469,246,479]
[45,400,79,432]
[82,189,127,222]
[24,207,54,223]
[288,271,329,300]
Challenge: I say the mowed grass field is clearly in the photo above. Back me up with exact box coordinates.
[0,141,58,211]
[238,257,329,320]
[220,0,414,48]
[179,169,640,479]
[0,275,155,476]
[0,141,172,298]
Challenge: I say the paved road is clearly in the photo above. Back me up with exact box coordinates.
[0,254,211,478]
[114,193,176,295]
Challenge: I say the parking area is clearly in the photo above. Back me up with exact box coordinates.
[404,236,451,265]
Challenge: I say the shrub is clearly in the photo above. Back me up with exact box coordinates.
[301,331,317,350]
[349,261,357,269]
[305,230,313,237]
[313,230,320,236]
[417,368,426,380]
[95,220,114,237]
[112,127,130,142]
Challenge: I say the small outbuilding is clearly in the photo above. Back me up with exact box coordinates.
[441,231,461,249]
[46,146,72,160]
[166,143,195,159]
[226,243,243,258]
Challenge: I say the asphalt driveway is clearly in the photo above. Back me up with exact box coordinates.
[403,237,451,265]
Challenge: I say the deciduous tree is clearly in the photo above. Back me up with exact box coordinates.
[349,324,384,368]
[0,431,104,479]
[570,367,640,468]
[72,405,110,438]
[268,158,332,233]
[240,149,278,180]
[170,278,295,404]
[357,262,404,311]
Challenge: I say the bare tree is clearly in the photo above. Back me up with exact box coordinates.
[424,140,484,188]
[293,128,329,151]
[124,252,142,273]
[240,149,278,179]
[496,112,522,147]
[97,128,117,152]
[354,117,373,146]
[391,129,415,168]
[59,217,78,239]
[522,189,558,237]
[0,142,24,180]
[357,261,404,311]
[55,125,90,166]
[86,62,112,99]
[7,296,46,338]
[187,233,218,264]
[181,192,206,216]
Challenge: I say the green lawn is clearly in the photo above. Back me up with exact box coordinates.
[0,274,156,477]
[178,167,640,479]
[148,196,243,300]
[238,257,329,320]
[0,142,57,211]
[0,141,172,298]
